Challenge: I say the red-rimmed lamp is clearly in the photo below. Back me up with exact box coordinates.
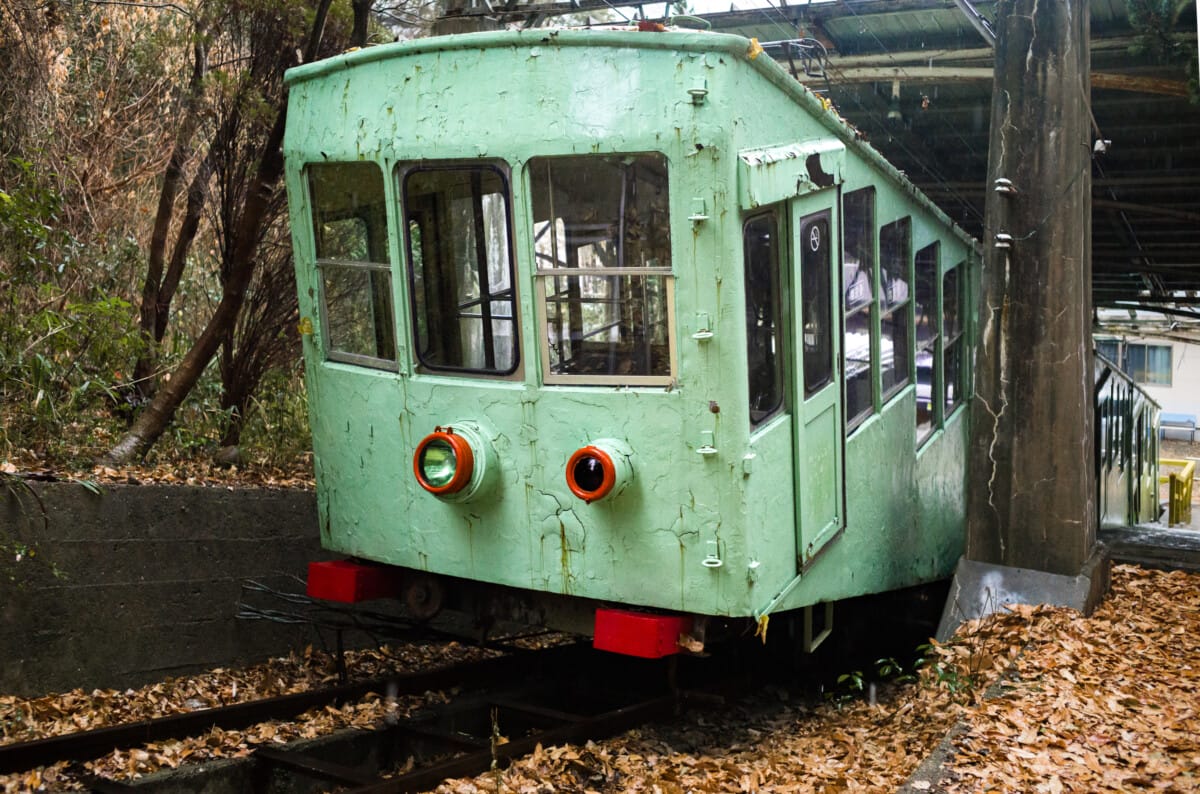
[565,439,634,504]
[414,428,475,496]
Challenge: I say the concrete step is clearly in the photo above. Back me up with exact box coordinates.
[1100,525,1200,572]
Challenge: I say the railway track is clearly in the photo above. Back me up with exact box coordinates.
[1,642,690,793]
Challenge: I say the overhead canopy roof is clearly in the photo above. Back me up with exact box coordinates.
[696,0,1200,318]
[450,0,1197,320]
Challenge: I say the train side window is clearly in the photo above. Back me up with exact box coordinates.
[943,264,965,417]
[401,164,518,375]
[308,162,397,369]
[744,212,784,424]
[842,188,875,430]
[1105,391,1114,470]
[914,242,940,444]
[879,217,911,402]
[1135,410,1143,494]
[801,216,833,395]
[529,154,674,385]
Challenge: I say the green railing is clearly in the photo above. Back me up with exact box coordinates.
[1159,458,1196,527]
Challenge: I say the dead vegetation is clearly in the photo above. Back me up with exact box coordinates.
[435,564,1199,793]
[2,565,1198,792]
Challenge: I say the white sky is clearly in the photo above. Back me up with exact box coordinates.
[688,0,836,12]
[597,0,836,21]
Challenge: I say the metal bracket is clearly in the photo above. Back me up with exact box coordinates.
[803,602,834,652]
[701,539,723,568]
[993,177,1018,196]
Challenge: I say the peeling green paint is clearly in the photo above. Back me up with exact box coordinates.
[284,30,976,621]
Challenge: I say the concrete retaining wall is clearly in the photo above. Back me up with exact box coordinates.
[0,481,323,696]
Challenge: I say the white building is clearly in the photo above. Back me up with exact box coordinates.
[1095,308,1200,440]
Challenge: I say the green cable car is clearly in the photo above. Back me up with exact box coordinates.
[285,27,980,657]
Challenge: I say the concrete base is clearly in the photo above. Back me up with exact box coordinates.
[1099,526,1200,572]
[935,546,1111,642]
[1,482,324,696]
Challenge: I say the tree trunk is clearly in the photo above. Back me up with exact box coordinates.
[103,112,288,464]
[103,0,335,464]
[156,148,215,342]
[133,38,207,395]
[965,0,1095,575]
[352,0,372,46]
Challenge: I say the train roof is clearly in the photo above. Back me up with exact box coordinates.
[285,28,978,251]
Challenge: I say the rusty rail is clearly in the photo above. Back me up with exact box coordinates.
[69,646,678,793]
[1159,458,1196,526]
[0,644,587,777]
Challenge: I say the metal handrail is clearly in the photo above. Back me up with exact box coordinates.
[1159,458,1196,527]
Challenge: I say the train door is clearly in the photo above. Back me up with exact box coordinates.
[791,198,845,566]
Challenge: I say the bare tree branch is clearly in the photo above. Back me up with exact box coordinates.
[83,0,193,17]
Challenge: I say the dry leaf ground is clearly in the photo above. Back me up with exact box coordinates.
[0,642,496,792]
[2,449,315,491]
[436,564,1199,794]
[2,565,1196,793]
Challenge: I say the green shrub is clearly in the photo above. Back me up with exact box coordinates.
[0,159,145,460]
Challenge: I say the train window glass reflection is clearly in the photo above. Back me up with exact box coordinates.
[943,265,964,416]
[744,212,784,424]
[801,216,833,396]
[842,188,875,429]
[914,242,940,445]
[402,164,518,375]
[530,154,674,385]
[308,162,396,369]
[879,217,911,402]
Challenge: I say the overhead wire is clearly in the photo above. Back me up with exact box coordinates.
[517,0,998,229]
[819,0,987,226]
[820,3,1178,311]
[730,0,986,227]
[720,0,984,229]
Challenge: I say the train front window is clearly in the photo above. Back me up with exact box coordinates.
[529,154,674,386]
[842,189,875,429]
[402,164,518,375]
[308,162,396,369]
[879,217,911,401]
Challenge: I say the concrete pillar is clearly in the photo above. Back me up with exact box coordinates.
[941,0,1106,639]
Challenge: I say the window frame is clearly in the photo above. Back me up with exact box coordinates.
[914,241,941,447]
[800,213,835,398]
[398,160,522,378]
[743,209,787,426]
[307,161,399,372]
[1093,339,1172,387]
[878,216,912,405]
[942,262,967,418]
[528,153,677,388]
[842,187,877,432]
[1126,342,1172,386]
